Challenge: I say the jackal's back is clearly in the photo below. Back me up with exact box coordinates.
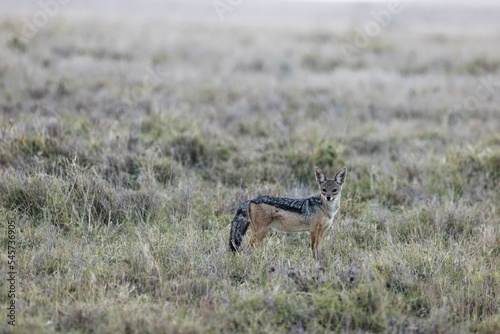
[250,195,323,217]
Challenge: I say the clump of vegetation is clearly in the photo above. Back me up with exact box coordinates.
[285,140,344,185]
[301,52,342,72]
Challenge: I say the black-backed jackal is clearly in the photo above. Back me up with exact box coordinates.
[229,166,347,260]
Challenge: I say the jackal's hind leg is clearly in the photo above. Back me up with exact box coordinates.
[247,203,272,248]
[248,223,270,247]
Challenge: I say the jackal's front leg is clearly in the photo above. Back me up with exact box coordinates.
[310,230,319,260]
[310,225,326,261]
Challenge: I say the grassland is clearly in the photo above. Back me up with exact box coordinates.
[1,2,499,333]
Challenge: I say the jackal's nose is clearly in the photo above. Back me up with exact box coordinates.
[326,196,332,201]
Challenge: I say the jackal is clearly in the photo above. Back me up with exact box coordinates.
[229,166,347,260]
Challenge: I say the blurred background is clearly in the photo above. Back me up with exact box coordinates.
[1,0,499,193]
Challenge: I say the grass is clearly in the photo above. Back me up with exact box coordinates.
[1,3,500,333]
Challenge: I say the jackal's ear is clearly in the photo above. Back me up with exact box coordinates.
[334,167,347,185]
[314,166,327,184]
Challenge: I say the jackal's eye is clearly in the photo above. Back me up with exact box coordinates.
[332,188,338,194]
[322,188,326,193]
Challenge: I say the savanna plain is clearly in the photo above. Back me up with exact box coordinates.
[0,2,499,333]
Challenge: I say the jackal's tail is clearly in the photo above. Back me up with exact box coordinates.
[229,201,250,252]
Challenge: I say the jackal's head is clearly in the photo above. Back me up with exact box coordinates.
[314,166,347,202]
